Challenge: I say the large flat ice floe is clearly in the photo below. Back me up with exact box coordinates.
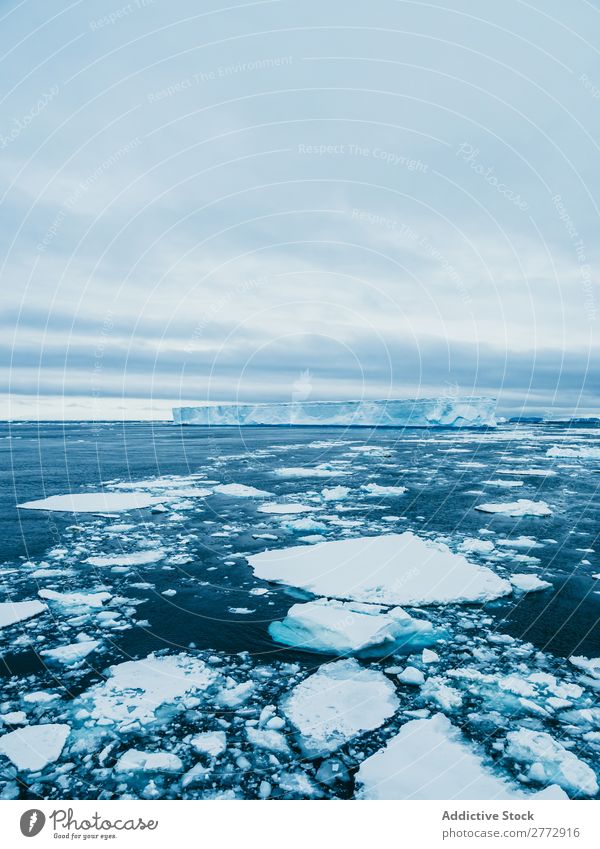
[355,714,567,800]
[476,499,552,517]
[0,724,70,772]
[173,397,497,428]
[269,599,440,656]
[282,659,398,755]
[18,492,162,513]
[0,600,47,629]
[248,532,512,606]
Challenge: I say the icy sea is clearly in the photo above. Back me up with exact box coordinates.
[0,421,599,800]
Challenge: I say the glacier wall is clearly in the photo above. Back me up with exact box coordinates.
[172,398,497,428]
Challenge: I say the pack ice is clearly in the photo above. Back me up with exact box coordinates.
[248,532,511,605]
[173,397,497,427]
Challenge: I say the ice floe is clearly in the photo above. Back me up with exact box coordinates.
[361,483,407,497]
[356,714,567,800]
[248,532,512,606]
[257,502,318,514]
[504,728,598,796]
[547,446,600,460]
[0,723,70,772]
[282,658,398,756]
[476,500,552,517]
[269,598,440,656]
[510,574,552,593]
[115,749,183,773]
[213,483,272,497]
[40,640,100,664]
[85,550,165,567]
[0,600,47,629]
[19,492,164,513]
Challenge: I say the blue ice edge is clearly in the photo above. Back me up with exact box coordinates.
[172,397,497,428]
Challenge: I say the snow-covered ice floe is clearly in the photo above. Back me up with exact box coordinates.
[18,492,163,513]
[248,532,512,605]
[510,574,552,593]
[213,483,272,497]
[355,714,567,800]
[173,397,497,428]
[547,445,600,460]
[504,728,598,797]
[475,499,552,517]
[0,600,47,629]
[269,598,442,656]
[0,724,70,772]
[282,658,398,755]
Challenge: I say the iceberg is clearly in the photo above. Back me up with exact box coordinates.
[247,532,512,606]
[173,397,497,428]
[269,598,441,656]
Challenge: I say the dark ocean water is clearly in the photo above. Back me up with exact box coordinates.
[1,420,599,675]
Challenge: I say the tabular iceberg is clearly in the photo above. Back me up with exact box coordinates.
[173,397,497,427]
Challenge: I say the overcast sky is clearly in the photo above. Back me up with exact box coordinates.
[2,0,599,419]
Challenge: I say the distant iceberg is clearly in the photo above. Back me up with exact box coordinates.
[173,397,497,428]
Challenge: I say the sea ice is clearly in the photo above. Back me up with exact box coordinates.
[213,483,273,497]
[355,714,567,800]
[248,532,511,606]
[547,446,600,460]
[476,500,552,517]
[257,503,318,514]
[281,658,398,756]
[510,574,552,593]
[504,728,598,797]
[115,750,183,773]
[321,486,350,501]
[40,640,100,664]
[38,589,111,609]
[0,723,70,772]
[85,550,165,567]
[246,727,290,754]
[273,466,349,479]
[569,656,600,680]
[78,653,218,729]
[361,483,407,497]
[0,600,47,629]
[18,492,162,513]
[269,598,440,656]
[190,731,226,757]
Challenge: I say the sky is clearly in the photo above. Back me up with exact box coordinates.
[1,0,599,419]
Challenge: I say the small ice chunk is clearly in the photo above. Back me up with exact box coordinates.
[397,667,425,686]
[0,600,47,629]
[569,656,600,680]
[361,483,407,497]
[282,658,398,756]
[459,538,494,554]
[190,731,226,758]
[85,550,165,567]
[0,723,70,771]
[246,727,290,754]
[422,649,439,664]
[321,486,350,501]
[38,589,111,609]
[475,500,552,517]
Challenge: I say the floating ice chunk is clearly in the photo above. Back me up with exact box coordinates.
[0,600,47,629]
[422,649,439,664]
[0,723,70,772]
[420,677,463,711]
[247,533,511,606]
[496,536,540,549]
[281,658,398,756]
[483,479,524,488]
[38,589,111,609]
[258,503,318,514]
[190,731,226,757]
[273,467,349,479]
[355,714,566,800]
[569,656,600,680]
[321,486,350,501]
[269,598,440,656]
[85,550,165,567]
[0,711,26,725]
[40,640,99,664]
[115,749,183,773]
[173,397,497,428]
[213,483,273,497]
[79,653,217,728]
[504,728,598,797]
[361,483,407,497]
[397,667,425,686]
[476,500,552,517]
[459,538,495,554]
[547,446,600,460]
[18,492,162,513]
[246,727,291,754]
[23,691,59,704]
[510,574,552,593]
[217,680,254,708]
